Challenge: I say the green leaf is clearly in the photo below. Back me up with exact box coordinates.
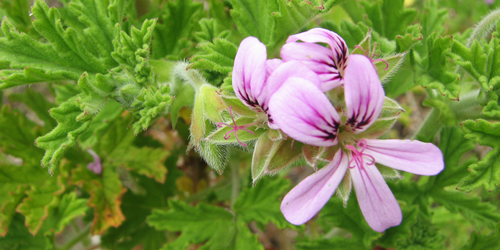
[231,0,342,51]
[431,190,500,229]
[189,37,238,75]
[295,237,367,250]
[375,205,419,248]
[195,18,231,43]
[234,178,291,229]
[458,119,500,192]
[150,0,204,59]
[361,0,417,39]
[0,105,45,166]
[66,0,116,66]
[42,192,88,234]
[0,214,48,250]
[461,224,500,250]
[427,127,475,191]
[101,157,182,250]
[320,197,381,247]
[71,165,127,235]
[230,0,278,48]
[15,175,65,235]
[8,89,57,129]
[417,33,461,100]
[0,0,32,34]
[112,146,169,183]
[147,200,263,250]
[131,85,174,135]
[79,100,123,149]
[35,98,92,173]
[395,24,423,53]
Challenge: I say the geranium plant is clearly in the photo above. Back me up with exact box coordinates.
[1,0,500,249]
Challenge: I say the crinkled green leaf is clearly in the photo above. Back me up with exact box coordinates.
[101,157,182,250]
[79,100,123,149]
[418,33,461,100]
[361,0,417,39]
[396,24,423,53]
[231,0,343,51]
[375,205,419,248]
[0,105,45,165]
[149,0,204,59]
[431,190,500,229]
[295,237,367,250]
[42,192,88,234]
[147,200,263,250]
[320,196,381,247]
[35,98,92,172]
[461,224,500,250]
[0,214,48,250]
[15,175,65,236]
[234,178,291,229]
[195,18,231,43]
[427,127,475,191]
[71,165,126,235]
[189,38,238,75]
[458,119,500,192]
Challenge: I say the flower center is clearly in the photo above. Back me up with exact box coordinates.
[345,139,376,170]
[216,106,257,147]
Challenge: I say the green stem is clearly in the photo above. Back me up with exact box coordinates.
[59,223,92,250]
[230,163,240,209]
[413,108,442,143]
[467,8,500,47]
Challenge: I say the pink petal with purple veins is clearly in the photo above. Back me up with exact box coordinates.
[364,139,444,175]
[344,55,385,134]
[281,150,348,225]
[269,77,340,147]
[232,37,268,112]
[266,58,283,76]
[286,28,349,72]
[350,159,402,232]
[281,42,343,91]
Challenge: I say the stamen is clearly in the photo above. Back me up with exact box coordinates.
[346,139,376,170]
[216,106,255,147]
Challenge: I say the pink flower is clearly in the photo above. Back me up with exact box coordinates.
[222,37,321,145]
[269,54,444,232]
[281,28,349,92]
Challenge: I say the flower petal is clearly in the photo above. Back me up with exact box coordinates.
[266,58,283,76]
[344,55,385,134]
[232,37,267,112]
[281,150,348,225]
[364,139,444,175]
[269,77,340,147]
[350,161,402,232]
[286,28,349,73]
[281,42,344,91]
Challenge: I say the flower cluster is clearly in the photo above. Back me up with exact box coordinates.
[227,28,444,232]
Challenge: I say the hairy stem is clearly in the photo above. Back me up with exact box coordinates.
[467,8,500,47]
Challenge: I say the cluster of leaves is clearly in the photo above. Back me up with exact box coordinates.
[1,0,500,249]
